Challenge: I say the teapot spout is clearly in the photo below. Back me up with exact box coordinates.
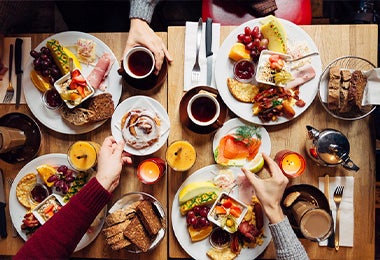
[306,125,320,140]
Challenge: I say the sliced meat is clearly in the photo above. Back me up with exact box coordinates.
[284,64,316,89]
[87,52,115,91]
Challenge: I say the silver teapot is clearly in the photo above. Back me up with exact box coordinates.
[305,125,359,171]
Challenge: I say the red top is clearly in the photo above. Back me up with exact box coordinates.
[15,177,112,259]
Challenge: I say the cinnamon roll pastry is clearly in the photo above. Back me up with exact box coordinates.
[121,109,161,149]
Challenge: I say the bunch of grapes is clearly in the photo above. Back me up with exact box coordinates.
[30,47,62,84]
[47,165,75,194]
[237,26,269,62]
[186,206,211,229]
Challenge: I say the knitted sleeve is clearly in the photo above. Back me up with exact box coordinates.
[129,0,160,23]
[14,177,112,259]
[268,217,309,260]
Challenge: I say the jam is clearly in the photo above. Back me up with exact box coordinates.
[233,59,255,82]
[43,88,63,109]
[209,227,231,249]
[30,183,49,203]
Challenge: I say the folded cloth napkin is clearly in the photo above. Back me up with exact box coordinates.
[184,21,220,91]
[318,176,354,247]
[0,37,30,104]
[250,0,278,16]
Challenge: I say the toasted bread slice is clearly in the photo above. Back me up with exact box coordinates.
[136,200,162,237]
[87,93,114,122]
[227,78,259,103]
[60,106,95,126]
[327,66,341,110]
[123,215,151,252]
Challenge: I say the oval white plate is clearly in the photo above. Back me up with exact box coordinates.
[172,164,271,260]
[9,153,105,252]
[111,95,170,156]
[215,18,322,125]
[23,31,122,134]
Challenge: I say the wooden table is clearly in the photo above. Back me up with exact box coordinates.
[167,25,377,259]
[0,33,168,259]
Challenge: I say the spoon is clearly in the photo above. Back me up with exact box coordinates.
[287,52,319,63]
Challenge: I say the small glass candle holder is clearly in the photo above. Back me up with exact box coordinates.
[275,150,306,178]
[137,157,166,184]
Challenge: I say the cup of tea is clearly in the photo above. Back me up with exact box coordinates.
[0,126,26,153]
[291,200,333,241]
[187,93,221,127]
[123,46,155,79]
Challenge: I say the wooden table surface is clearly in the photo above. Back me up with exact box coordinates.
[0,24,378,259]
[167,24,377,259]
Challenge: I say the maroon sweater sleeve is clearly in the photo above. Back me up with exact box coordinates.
[14,177,112,259]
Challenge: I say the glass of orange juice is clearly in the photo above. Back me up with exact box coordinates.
[275,150,306,178]
[67,141,100,171]
[166,140,196,172]
[137,157,166,184]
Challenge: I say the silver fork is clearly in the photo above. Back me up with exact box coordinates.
[191,18,202,84]
[3,44,14,103]
[6,177,18,237]
[333,185,344,251]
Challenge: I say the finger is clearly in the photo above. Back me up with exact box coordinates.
[241,167,260,187]
[262,153,281,177]
[162,46,173,62]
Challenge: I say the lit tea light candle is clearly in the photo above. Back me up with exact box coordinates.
[275,150,306,178]
[137,158,166,184]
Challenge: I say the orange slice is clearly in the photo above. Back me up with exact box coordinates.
[188,225,213,242]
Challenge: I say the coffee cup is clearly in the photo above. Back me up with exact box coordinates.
[187,93,221,127]
[292,200,333,241]
[0,126,26,153]
[123,46,155,79]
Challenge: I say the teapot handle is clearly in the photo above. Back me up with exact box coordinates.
[342,158,360,171]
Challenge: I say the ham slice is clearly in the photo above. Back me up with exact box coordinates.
[284,64,316,89]
[87,52,115,91]
[236,175,256,205]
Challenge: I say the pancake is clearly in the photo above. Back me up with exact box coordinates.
[227,78,260,103]
[16,173,37,209]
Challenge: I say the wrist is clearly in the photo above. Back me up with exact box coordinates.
[263,204,285,224]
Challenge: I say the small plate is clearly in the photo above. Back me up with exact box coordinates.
[118,59,168,92]
[179,86,228,134]
[108,192,166,253]
[281,184,331,238]
[318,56,376,120]
[0,112,41,164]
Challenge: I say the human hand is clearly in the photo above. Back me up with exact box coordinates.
[241,153,288,224]
[96,136,132,193]
[124,18,173,75]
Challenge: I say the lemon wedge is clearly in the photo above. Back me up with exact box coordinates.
[243,153,264,173]
[36,164,57,187]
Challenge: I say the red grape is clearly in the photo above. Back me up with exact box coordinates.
[243,35,252,44]
[199,207,208,217]
[244,26,251,36]
[193,206,201,215]
[237,33,245,42]
[57,165,68,174]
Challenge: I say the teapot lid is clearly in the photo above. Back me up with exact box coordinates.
[315,129,350,164]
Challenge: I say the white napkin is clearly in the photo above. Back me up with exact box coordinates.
[184,21,220,91]
[318,176,354,247]
[0,37,30,104]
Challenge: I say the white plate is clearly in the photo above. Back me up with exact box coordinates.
[9,153,105,252]
[172,165,271,260]
[215,18,322,125]
[212,118,271,165]
[111,95,170,156]
[108,192,166,253]
[23,31,122,134]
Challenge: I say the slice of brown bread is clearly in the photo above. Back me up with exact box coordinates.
[136,200,162,237]
[60,106,96,126]
[123,215,151,252]
[87,92,114,122]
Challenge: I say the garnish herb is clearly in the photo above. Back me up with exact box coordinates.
[235,125,261,142]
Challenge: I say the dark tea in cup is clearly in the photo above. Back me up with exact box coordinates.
[123,46,155,79]
[187,93,220,126]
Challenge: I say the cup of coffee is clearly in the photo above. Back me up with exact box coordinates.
[187,93,221,127]
[292,200,333,241]
[123,46,155,79]
[0,126,26,153]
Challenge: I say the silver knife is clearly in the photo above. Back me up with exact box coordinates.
[0,169,7,238]
[15,38,23,108]
[205,18,213,86]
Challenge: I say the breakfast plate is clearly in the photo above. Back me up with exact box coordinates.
[215,18,322,125]
[172,164,271,260]
[108,192,166,253]
[212,118,271,165]
[111,95,170,156]
[23,31,122,134]
[9,153,105,252]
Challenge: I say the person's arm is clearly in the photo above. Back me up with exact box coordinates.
[242,153,309,260]
[15,137,131,259]
[125,0,172,75]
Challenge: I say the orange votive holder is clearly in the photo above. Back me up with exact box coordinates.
[275,150,306,178]
[137,157,166,184]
